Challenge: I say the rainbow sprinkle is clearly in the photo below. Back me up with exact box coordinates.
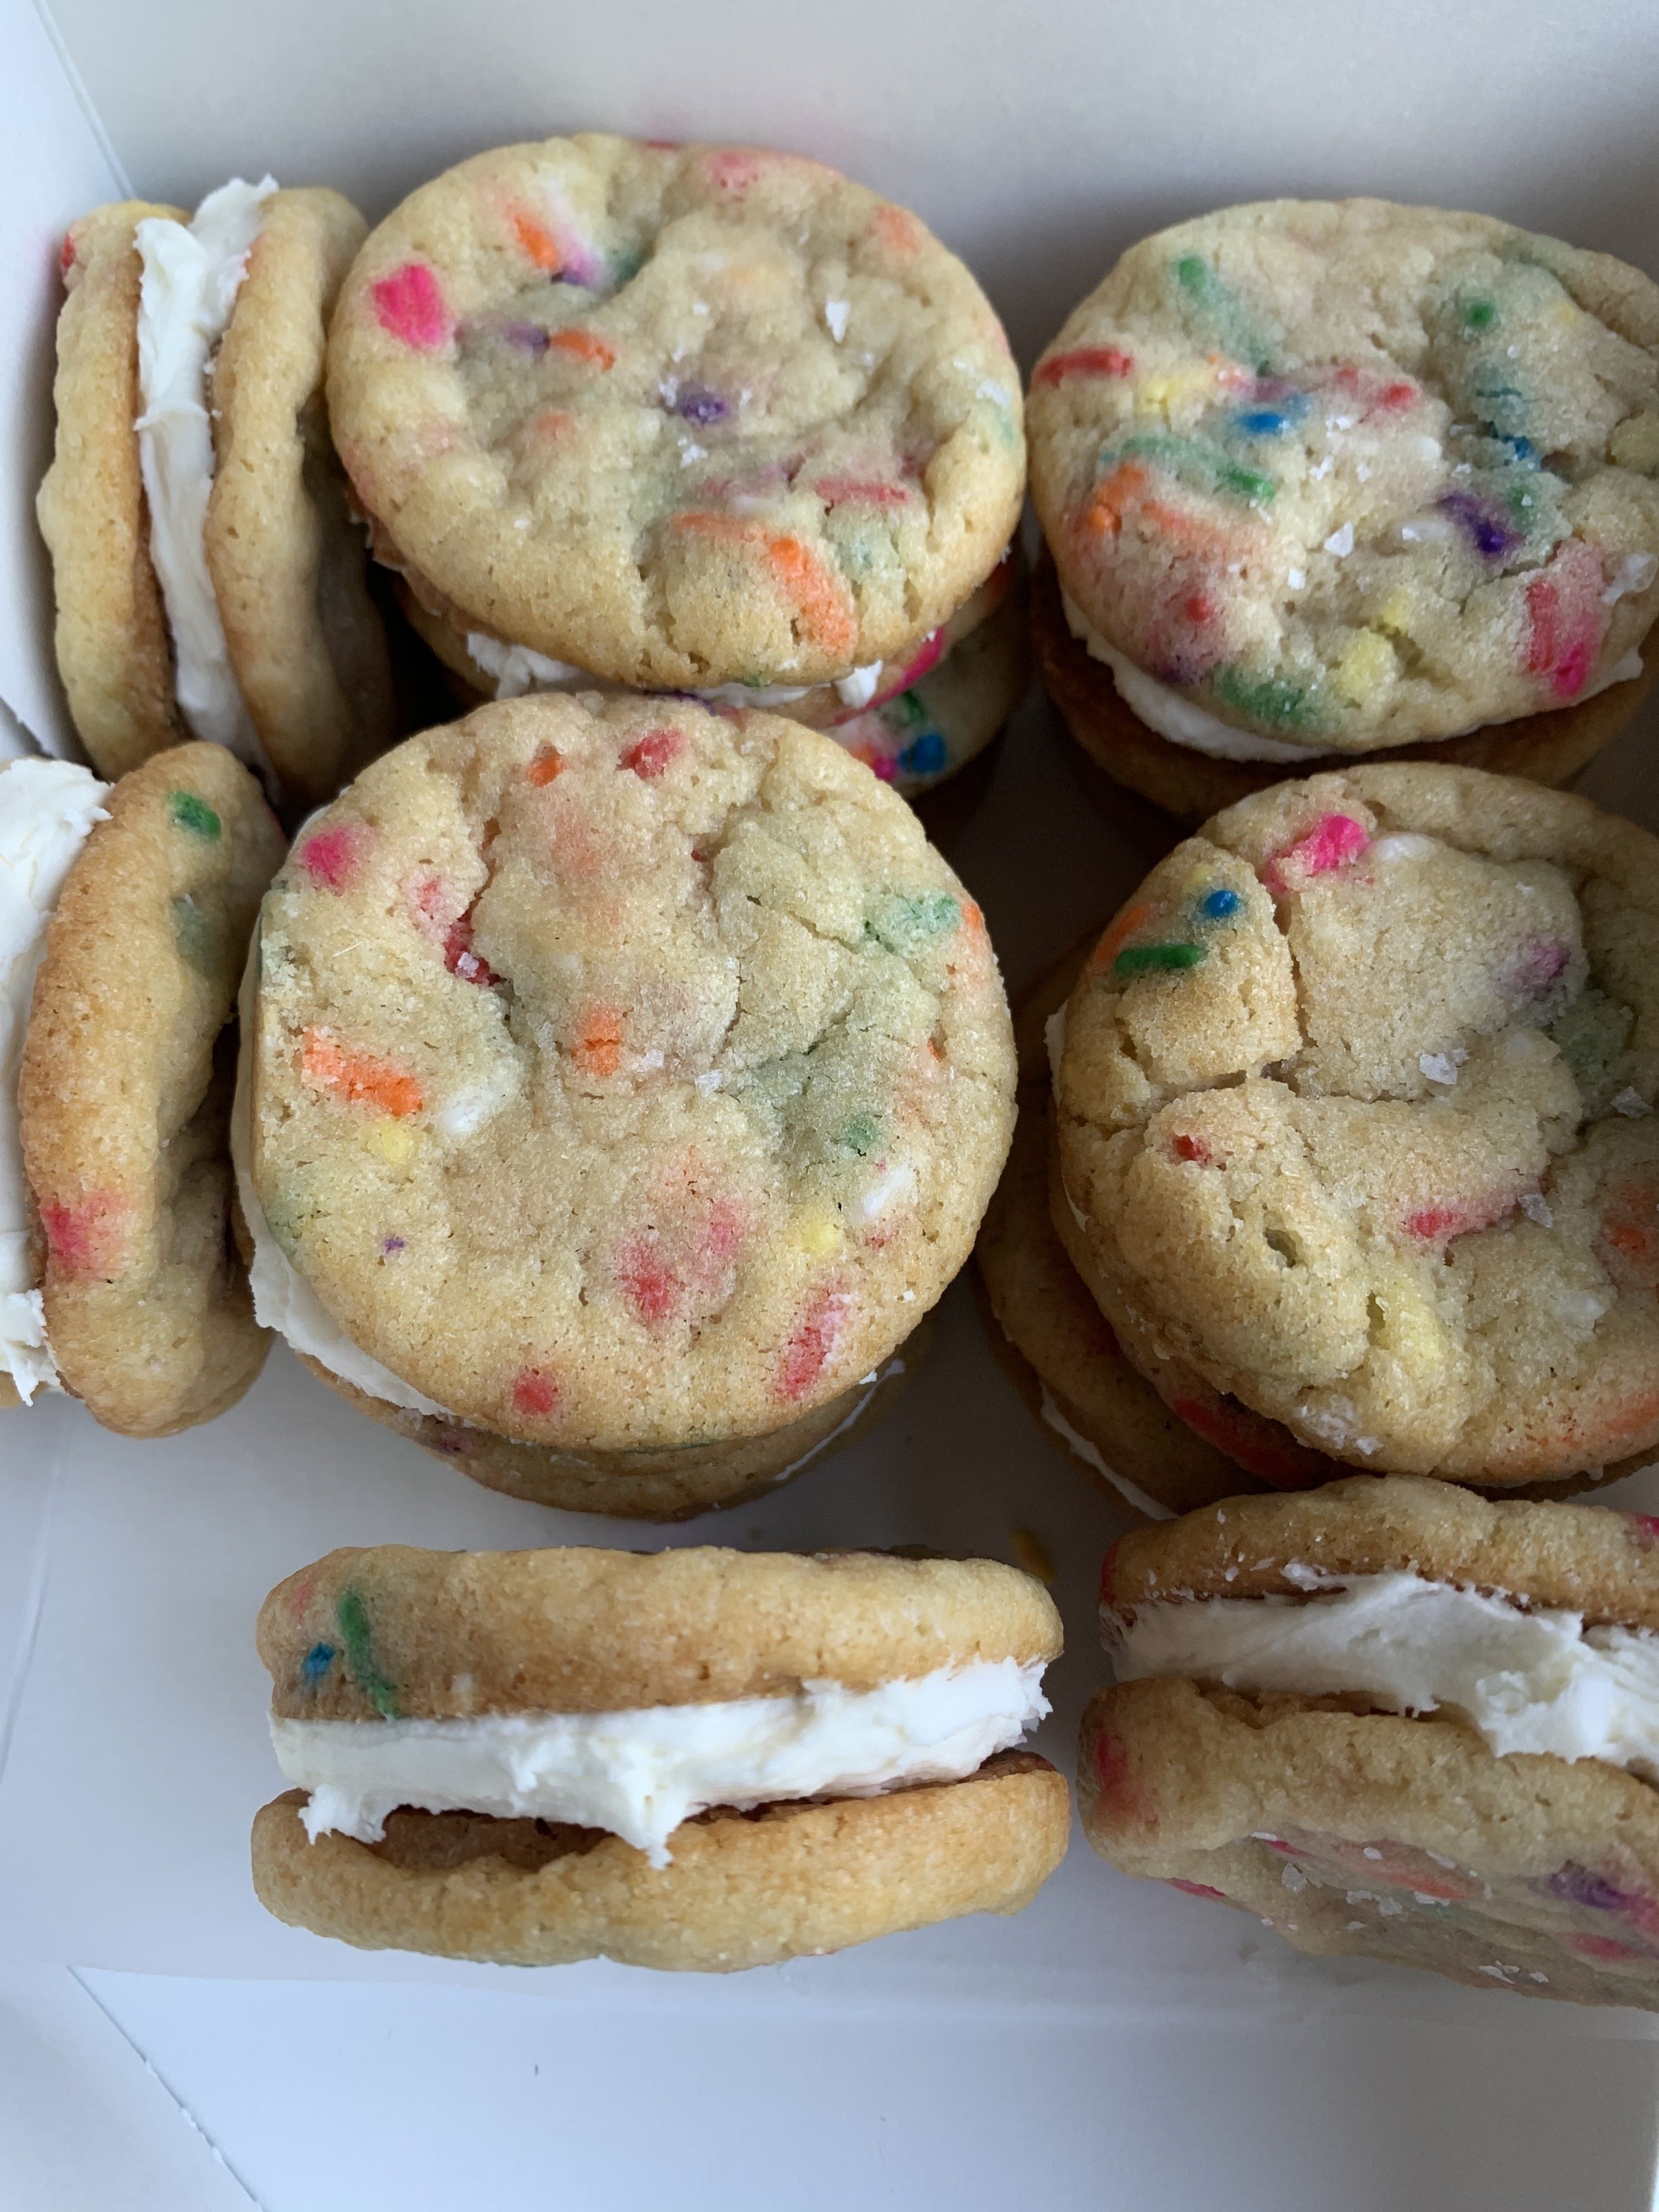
[335,1589,397,1718]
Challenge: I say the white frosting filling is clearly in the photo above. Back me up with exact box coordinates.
[0,761,110,1401]
[1039,1384,1172,1521]
[134,178,276,772]
[1063,595,1646,760]
[274,1657,1049,1866]
[833,662,883,711]
[1111,1572,1659,1780]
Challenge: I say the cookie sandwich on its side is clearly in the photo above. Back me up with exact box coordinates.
[328,134,1028,817]
[235,691,1017,1517]
[38,181,394,802]
[253,1544,1069,1970]
[1083,1478,1659,2011]
[1053,764,1659,1493]
[2,744,284,1433]
[1030,200,1659,837]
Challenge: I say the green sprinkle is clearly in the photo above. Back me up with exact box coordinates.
[1215,461,1278,506]
[1114,943,1206,979]
[1212,666,1321,730]
[1550,988,1633,1083]
[1464,298,1497,332]
[336,1587,398,1718]
[168,791,221,840]
[842,1112,880,1156]
[1170,255,1273,374]
[169,894,222,978]
[1115,432,1277,509]
[865,891,960,953]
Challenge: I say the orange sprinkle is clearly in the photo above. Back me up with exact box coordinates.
[510,207,563,273]
[301,1029,425,1118]
[548,328,616,369]
[571,1002,625,1076]
[1078,461,1151,543]
[673,516,855,658]
[533,409,574,441]
[1090,901,1158,973]
[526,746,566,786]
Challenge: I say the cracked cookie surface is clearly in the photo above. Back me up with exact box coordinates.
[249,693,1014,1451]
[1030,200,1659,753]
[1053,764,1659,1483]
[327,135,1024,689]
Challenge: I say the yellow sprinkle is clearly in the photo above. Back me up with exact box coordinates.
[1139,364,1216,417]
[797,1208,844,1257]
[365,1120,415,1166]
[1372,1275,1446,1373]
[1373,589,1416,636]
[1010,1528,1056,1585]
[1334,630,1396,706]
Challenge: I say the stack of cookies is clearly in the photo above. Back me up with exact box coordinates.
[1028,201,1659,841]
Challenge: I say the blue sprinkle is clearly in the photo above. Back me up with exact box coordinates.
[1497,433,1539,467]
[900,731,949,777]
[1235,408,1294,437]
[1200,887,1243,920]
[301,1641,336,1681]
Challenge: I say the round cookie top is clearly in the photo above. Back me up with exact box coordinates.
[327,136,1024,689]
[1101,1474,1659,1633]
[19,743,285,1435]
[1030,200,1659,753]
[1054,764,1659,1485]
[260,1544,1063,1720]
[250,693,1015,1450]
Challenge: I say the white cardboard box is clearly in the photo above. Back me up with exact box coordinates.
[4,1,1659,2200]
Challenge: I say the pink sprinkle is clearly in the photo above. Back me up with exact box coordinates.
[443,912,497,988]
[623,729,682,779]
[40,1192,126,1279]
[1626,1515,1659,1550]
[297,823,364,893]
[618,1238,681,1325]
[775,1286,851,1402]
[1513,937,1571,996]
[1167,1878,1227,1901]
[371,262,452,351]
[706,150,763,193]
[1525,538,1605,701]
[1571,1934,1644,1963]
[1170,1133,1210,1165]
[1404,1192,1516,1244]
[1261,813,1369,898]
[511,1368,559,1419]
[285,1573,317,1623]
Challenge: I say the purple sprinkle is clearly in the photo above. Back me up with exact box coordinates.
[1545,1863,1627,1912]
[501,321,550,354]
[674,386,728,426]
[381,1234,406,1256]
[1439,490,1519,560]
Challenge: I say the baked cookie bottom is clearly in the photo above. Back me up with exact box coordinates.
[1081,1677,1659,2011]
[252,1749,1069,1970]
[296,1322,928,1521]
[1032,546,1657,839]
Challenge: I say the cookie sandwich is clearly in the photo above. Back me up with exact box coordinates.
[38,180,394,801]
[977,928,1335,1520]
[253,1543,1069,1970]
[235,691,1017,1516]
[1030,200,1659,833]
[327,135,1027,808]
[2,744,284,1432]
[1084,1478,1659,2010]
[1053,764,1659,1491]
